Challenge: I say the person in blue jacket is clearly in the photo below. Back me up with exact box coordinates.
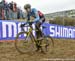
[22,4,46,52]
[24,4,45,37]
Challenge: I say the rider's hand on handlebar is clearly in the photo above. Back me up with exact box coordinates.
[20,24,25,27]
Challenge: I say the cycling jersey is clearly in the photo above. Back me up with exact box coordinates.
[27,8,45,22]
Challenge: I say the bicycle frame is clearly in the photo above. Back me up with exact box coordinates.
[15,23,54,54]
[21,24,36,42]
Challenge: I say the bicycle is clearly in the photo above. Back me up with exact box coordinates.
[15,22,54,54]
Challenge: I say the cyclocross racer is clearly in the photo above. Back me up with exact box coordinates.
[21,4,46,51]
[22,4,45,38]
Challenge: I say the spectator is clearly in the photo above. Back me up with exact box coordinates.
[0,0,5,20]
[0,0,9,20]
[8,1,13,20]
[9,1,13,10]
[13,2,17,12]
[2,9,5,20]
[12,2,18,19]
[8,2,18,20]
[0,0,25,20]
[0,7,2,19]
[17,8,21,19]
[17,8,25,19]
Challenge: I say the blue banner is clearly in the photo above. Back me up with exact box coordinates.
[0,20,75,41]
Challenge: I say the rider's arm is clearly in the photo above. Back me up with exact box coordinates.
[25,12,30,22]
[33,8,40,22]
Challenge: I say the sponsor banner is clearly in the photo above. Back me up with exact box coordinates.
[0,20,75,41]
[0,20,36,41]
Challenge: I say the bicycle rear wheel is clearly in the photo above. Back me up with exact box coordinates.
[15,32,36,54]
[41,36,54,53]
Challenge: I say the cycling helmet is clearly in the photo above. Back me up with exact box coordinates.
[24,4,31,9]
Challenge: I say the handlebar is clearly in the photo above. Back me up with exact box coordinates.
[20,21,47,31]
[20,22,34,27]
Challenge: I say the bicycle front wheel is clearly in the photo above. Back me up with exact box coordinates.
[15,32,36,54]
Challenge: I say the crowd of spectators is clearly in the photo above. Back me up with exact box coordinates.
[0,0,25,20]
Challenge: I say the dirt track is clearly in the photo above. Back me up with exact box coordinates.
[0,39,75,61]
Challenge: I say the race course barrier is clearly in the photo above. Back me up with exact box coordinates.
[0,20,75,41]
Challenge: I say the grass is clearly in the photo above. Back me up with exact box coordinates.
[0,39,75,61]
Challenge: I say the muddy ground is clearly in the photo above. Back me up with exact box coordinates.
[0,39,75,61]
